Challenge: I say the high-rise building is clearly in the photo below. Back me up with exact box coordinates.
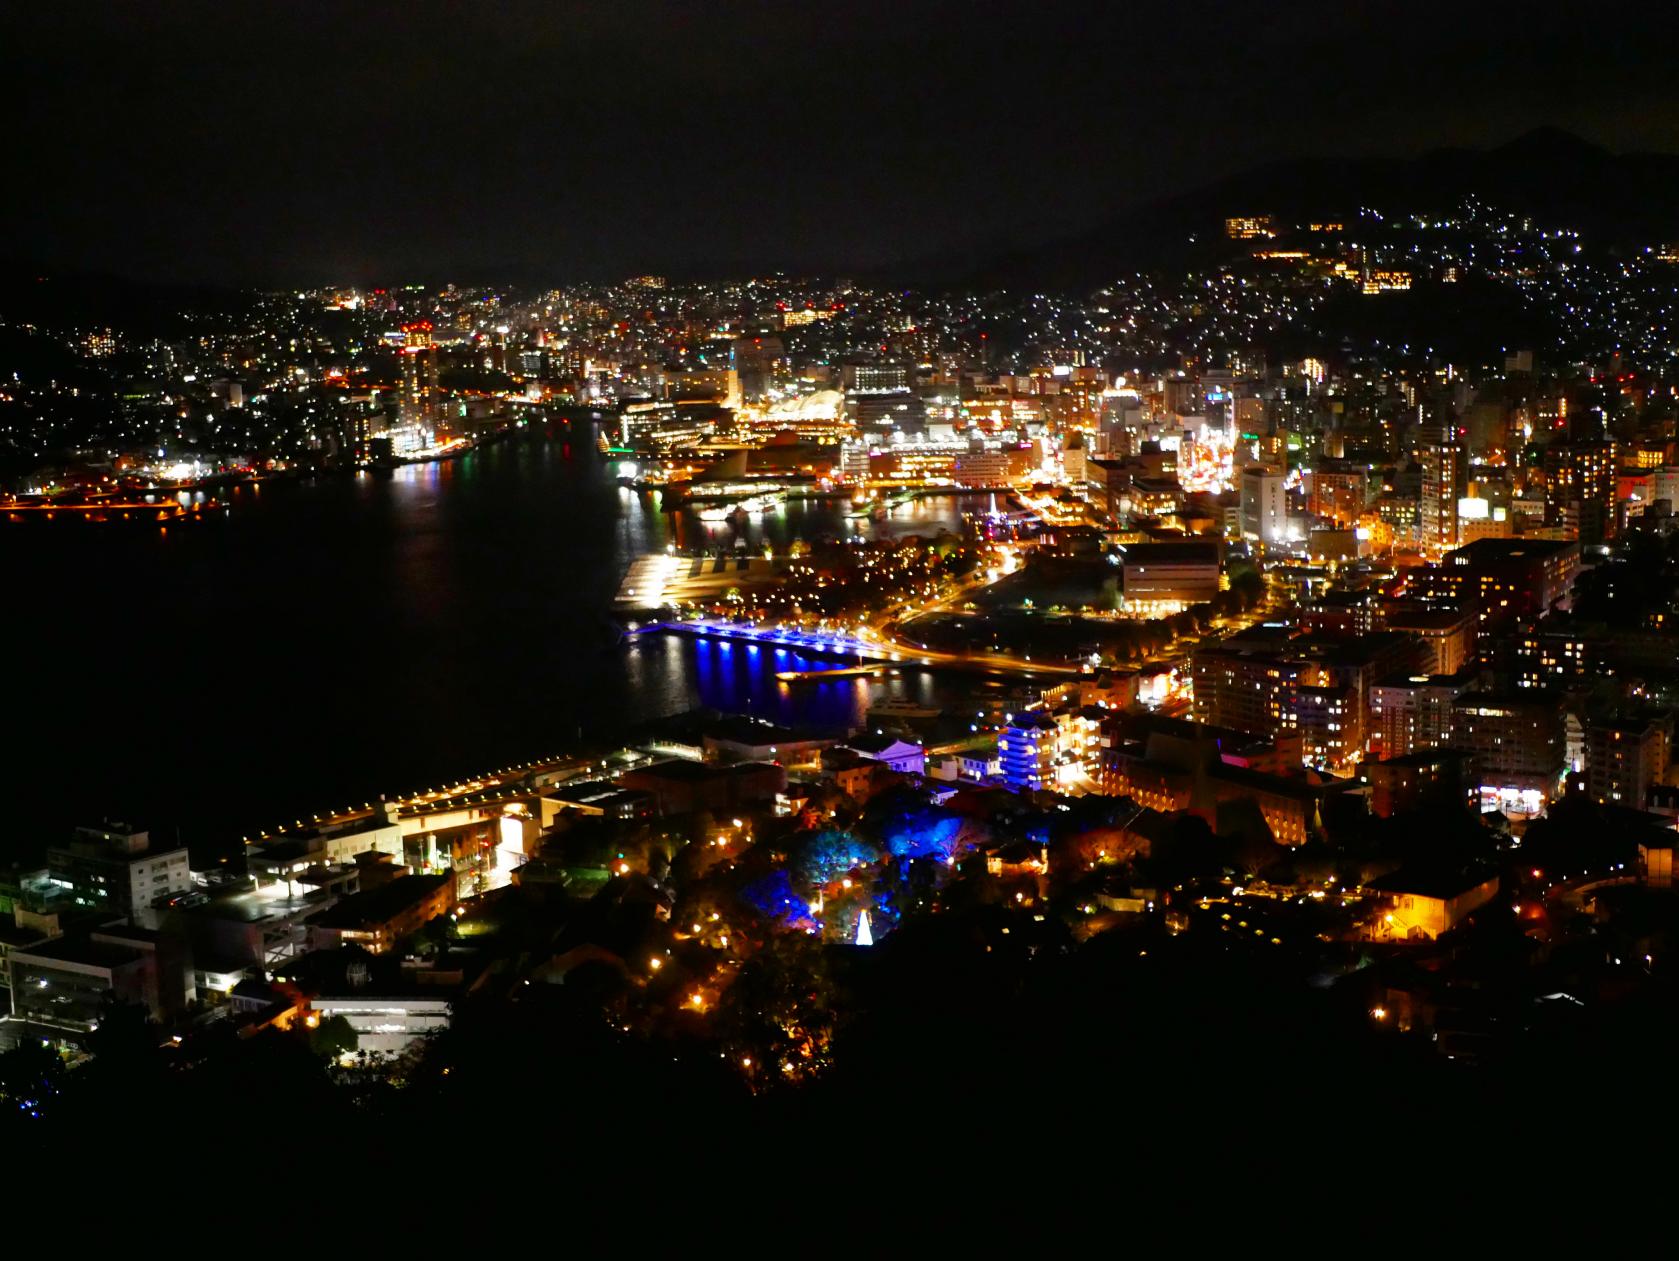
[844,363,910,394]
[1294,683,1361,770]
[1062,430,1087,485]
[664,367,742,412]
[1419,422,1463,558]
[1369,670,1475,761]
[1449,691,1565,815]
[1380,608,1478,675]
[1190,636,1306,740]
[400,321,441,428]
[1406,538,1580,633]
[1306,460,1367,525]
[1512,616,1604,689]
[1543,438,1618,545]
[487,325,509,375]
[1584,714,1671,808]
[731,336,784,402]
[1239,464,1286,546]
[847,390,926,435]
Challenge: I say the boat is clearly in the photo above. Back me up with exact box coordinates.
[694,490,786,522]
[775,665,886,684]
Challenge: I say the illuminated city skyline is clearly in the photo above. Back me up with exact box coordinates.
[5,0,1679,1200]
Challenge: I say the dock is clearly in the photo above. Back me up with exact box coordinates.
[614,553,779,608]
[1,498,218,524]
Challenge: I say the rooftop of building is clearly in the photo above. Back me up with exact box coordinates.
[1115,539,1221,564]
[844,732,923,756]
[1302,630,1423,666]
[1207,762,1352,801]
[49,833,186,862]
[189,887,327,925]
[319,810,402,838]
[1307,589,1375,609]
[1374,667,1480,690]
[702,715,814,746]
[1372,748,1474,770]
[248,838,318,864]
[544,777,638,803]
[0,921,49,949]
[306,874,452,931]
[1208,623,1303,651]
[11,934,148,970]
[71,820,148,842]
[1368,864,1499,900]
[1383,607,1475,630]
[1586,713,1671,735]
[1447,537,1577,564]
[1106,710,1286,756]
[1452,689,1562,709]
[621,758,781,783]
[90,923,159,947]
[1003,711,1059,733]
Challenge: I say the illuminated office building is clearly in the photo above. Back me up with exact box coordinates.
[1543,438,1618,545]
[1584,714,1671,808]
[1449,691,1565,815]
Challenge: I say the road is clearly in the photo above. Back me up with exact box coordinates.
[869,552,1086,677]
[877,547,1282,684]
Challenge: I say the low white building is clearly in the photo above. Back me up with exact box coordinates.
[844,734,925,775]
[308,995,452,1058]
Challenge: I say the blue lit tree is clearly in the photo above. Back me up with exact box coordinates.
[738,868,814,926]
[882,807,985,865]
[790,829,881,887]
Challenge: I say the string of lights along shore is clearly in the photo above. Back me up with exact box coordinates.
[5,1,1679,1190]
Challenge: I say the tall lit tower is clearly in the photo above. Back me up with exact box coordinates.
[401,321,440,427]
[1419,419,1463,559]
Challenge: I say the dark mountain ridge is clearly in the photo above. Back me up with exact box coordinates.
[950,128,1679,292]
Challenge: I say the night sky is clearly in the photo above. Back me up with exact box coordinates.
[5,0,1678,286]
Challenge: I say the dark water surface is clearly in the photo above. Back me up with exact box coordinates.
[2,430,979,856]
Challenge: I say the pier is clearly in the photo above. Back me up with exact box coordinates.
[1,498,218,525]
[625,618,882,658]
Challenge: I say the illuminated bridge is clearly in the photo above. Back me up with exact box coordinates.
[627,619,885,659]
[626,618,1080,677]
